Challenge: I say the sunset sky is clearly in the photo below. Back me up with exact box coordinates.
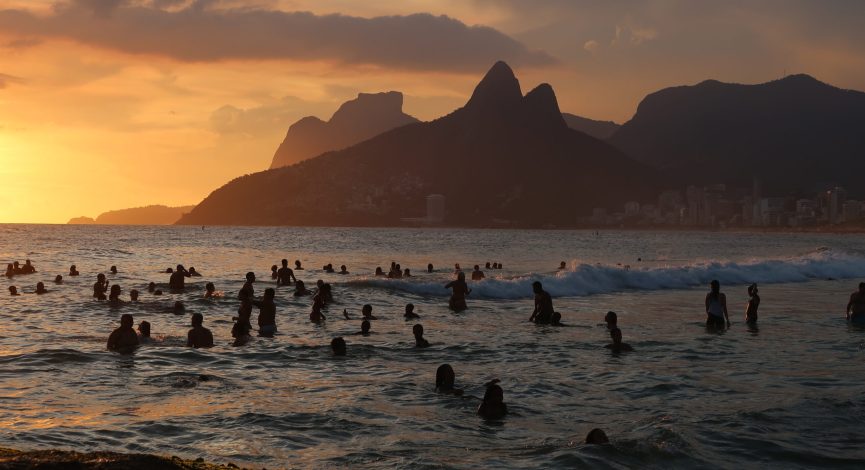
[1,0,864,223]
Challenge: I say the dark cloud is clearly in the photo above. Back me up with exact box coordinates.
[0,1,555,72]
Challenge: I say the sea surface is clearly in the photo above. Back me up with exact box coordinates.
[1,225,865,469]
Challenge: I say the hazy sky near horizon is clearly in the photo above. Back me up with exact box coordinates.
[1,0,864,223]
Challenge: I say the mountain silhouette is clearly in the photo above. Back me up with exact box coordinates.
[68,205,195,225]
[562,113,620,139]
[609,74,865,194]
[178,61,660,227]
[269,91,419,169]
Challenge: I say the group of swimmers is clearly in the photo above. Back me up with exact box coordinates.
[4,259,37,277]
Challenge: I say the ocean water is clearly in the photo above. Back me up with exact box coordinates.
[1,225,865,469]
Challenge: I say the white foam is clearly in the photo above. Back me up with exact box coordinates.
[347,249,865,299]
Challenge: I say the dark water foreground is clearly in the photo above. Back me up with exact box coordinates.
[0,447,248,469]
[3,226,865,468]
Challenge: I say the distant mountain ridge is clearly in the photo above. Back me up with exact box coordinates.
[68,205,195,225]
[178,61,660,227]
[562,113,619,139]
[609,74,865,194]
[269,91,419,169]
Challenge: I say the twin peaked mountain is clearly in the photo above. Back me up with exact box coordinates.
[179,62,656,226]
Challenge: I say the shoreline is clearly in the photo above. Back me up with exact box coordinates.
[0,447,253,470]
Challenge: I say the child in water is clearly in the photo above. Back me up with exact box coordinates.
[413,324,430,348]
[477,379,508,419]
[404,303,420,320]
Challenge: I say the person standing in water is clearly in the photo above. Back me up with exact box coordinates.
[187,313,214,348]
[705,280,730,329]
[254,288,277,337]
[169,264,190,290]
[107,314,139,353]
[528,281,554,324]
[745,284,760,325]
[93,273,108,300]
[846,282,865,324]
[444,272,471,311]
[276,259,296,286]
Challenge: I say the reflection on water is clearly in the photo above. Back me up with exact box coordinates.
[1,225,865,468]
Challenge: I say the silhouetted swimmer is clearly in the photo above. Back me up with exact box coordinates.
[310,294,327,323]
[154,289,163,296]
[137,321,151,343]
[93,273,108,300]
[331,337,347,356]
[165,267,173,273]
[435,364,463,396]
[107,314,139,353]
[130,289,139,301]
[355,320,371,336]
[339,265,349,275]
[239,272,255,300]
[605,327,633,352]
[254,288,277,337]
[559,261,567,270]
[5,263,14,278]
[169,264,190,290]
[745,283,760,325]
[585,428,610,445]
[173,301,185,315]
[403,268,411,277]
[54,275,63,284]
[108,284,122,303]
[551,312,564,326]
[529,281,554,324]
[413,324,430,348]
[404,303,420,320]
[9,286,19,296]
[293,280,310,297]
[271,265,278,279]
[444,272,471,311]
[188,267,201,277]
[295,260,303,270]
[485,262,491,269]
[471,265,485,281]
[276,259,296,286]
[375,267,386,276]
[22,259,35,274]
[705,280,730,328]
[110,265,117,274]
[847,282,865,324]
[361,304,378,320]
[69,265,79,276]
[605,311,617,330]
[147,282,156,293]
[477,379,507,419]
[187,313,214,348]
[427,263,434,273]
[323,263,335,273]
[204,282,222,298]
[35,282,47,294]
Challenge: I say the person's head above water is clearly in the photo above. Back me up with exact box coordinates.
[148,282,156,292]
[36,282,46,294]
[54,274,63,283]
[532,281,543,294]
[120,313,134,328]
[191,312,203,327]
[295,260,302,269]
[264,287,275,299]
[413,324,424,338]
[206,282,215,292]
[362,304,373,316]
[176,264,184,272]
[9,286,18,295]
[585,428,610,445]
[474,265,480,271]
[605,311,617,327]
[173,301,185,313]
[138,321,150,337]
[559,261,566,269]
[271,265,277,272]
[281,259,288,267]
[361,320,370,334]
[110,265,117,273]
[483,380,504,405]
[551,312,562,325]
[375,267,384,275]
[405,303,415,315]
[457,271,465,281]
[97,273,106,281]
[109,284,121,297]
[436,364,456,389]
[331,336,346,356]
[245,272,255,283]
[427,263,433,273]
[130,289,139,301]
